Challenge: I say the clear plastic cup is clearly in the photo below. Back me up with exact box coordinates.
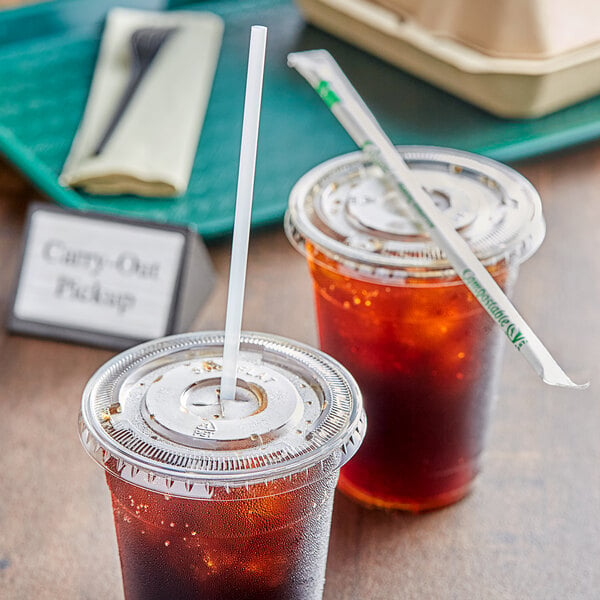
[79,331,365,599]
[286,146,545,511]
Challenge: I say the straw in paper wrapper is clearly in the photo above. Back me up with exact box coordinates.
[287,49,587,390]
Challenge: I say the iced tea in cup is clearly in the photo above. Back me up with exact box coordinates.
[79,331,365,599]
[286,146,546,512]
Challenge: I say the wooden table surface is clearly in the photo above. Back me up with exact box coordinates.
[1,141,599,599]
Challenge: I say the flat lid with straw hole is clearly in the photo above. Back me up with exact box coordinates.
[79,331,365,498]
[286,146,546,278]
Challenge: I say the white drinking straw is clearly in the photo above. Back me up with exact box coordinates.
[288,49,588,390]
[220,26,267,404]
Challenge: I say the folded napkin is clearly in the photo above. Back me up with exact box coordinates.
[60,8,223,197]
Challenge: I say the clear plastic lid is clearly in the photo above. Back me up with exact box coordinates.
[286,146,546,278]
[79,331,365,498]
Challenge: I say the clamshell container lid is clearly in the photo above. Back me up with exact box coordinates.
[296,0,600,116]
[370,0,600,59]
[286,146,546,279]
[79,331,365,498]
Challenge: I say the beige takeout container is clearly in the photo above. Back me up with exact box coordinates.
[295,0,600,117]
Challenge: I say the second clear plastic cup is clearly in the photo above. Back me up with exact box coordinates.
[79,331,365,600]
[286,146,546,512]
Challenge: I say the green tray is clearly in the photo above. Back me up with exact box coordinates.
[1,0,600,238]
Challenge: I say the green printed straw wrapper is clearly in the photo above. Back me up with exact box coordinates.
[287,50,587,390]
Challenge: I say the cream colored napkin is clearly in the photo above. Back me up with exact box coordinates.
[60,8,223,197]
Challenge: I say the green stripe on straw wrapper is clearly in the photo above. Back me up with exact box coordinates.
[287,50,588,390]
[316,80,340,108]
[220,26,267,405]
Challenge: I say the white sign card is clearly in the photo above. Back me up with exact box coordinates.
[8,204,215,349]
